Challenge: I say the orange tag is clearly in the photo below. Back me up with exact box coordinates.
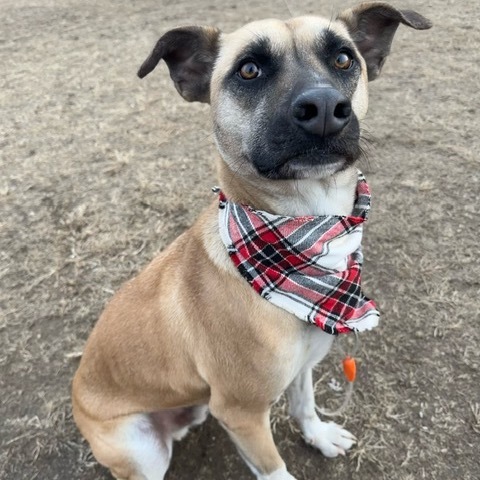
[342,356,356,382]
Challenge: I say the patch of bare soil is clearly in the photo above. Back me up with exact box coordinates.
[1,1,478,479]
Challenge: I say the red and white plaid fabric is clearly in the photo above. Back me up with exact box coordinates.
[217,171,379,335]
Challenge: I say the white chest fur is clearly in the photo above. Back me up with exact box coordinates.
[292,322,335,375]
[263,167,358,217]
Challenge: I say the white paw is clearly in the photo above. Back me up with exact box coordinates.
[302,418,356,458]
[259,466,297,480]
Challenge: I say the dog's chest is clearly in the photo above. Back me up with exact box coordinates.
[292,323,335,374]
[272,169,358,217]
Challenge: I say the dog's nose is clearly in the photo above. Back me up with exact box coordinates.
[291,88,352,137]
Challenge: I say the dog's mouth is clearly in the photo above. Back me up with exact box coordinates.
[256,151,343,179]
[250,115,362,180]
[254,144,360,180]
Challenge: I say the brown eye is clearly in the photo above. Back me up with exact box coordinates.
[334,52,354,70]
[239,62,261,80]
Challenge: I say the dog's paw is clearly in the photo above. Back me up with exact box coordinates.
[259,467,297,480]
[302,418,356,458]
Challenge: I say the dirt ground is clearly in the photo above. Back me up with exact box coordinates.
[1,0,479,479]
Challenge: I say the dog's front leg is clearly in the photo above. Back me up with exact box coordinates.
[287,368,356,457]
[210,400,296,480]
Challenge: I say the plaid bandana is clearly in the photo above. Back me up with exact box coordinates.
[217,172,379,335]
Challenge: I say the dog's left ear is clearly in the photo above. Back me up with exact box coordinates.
[137,26,221,103]
[338,2,432,81]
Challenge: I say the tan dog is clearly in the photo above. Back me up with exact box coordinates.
[72,3,431,479]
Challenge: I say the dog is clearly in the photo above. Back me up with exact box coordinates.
[72,3,431,479]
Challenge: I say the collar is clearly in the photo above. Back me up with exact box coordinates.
[216,171,379,335]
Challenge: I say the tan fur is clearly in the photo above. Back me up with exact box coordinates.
[73,15,367,480]
[73,196,310,477]
[73,6,431,479]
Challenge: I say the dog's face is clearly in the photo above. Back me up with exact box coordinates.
[210,17,368,180]
[138,3,431,180]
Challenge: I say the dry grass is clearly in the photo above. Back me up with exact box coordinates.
[1,0,479,479]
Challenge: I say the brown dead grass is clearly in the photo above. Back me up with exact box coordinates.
[1,0,479,479]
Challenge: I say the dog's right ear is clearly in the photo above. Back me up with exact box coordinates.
[137,26,221,104]
[337,3,432,81]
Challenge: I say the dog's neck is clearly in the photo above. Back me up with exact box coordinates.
[217,160,358,217]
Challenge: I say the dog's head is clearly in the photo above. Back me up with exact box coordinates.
[138,2,431,180]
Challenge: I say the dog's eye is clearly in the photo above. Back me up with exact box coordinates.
[334,52,354,70]
[239,62,261,80]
